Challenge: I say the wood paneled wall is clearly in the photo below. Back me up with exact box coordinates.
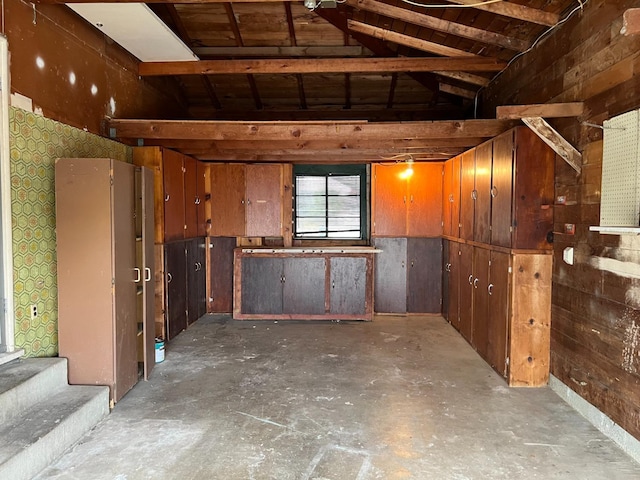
[2,0,186,133]
[482,0,640,440]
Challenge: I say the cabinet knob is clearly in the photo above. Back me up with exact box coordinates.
[195,196,201,205]
[411,261,414,267]
[468,274,473,285]
[449,193,454,203]
[471,189,478,200]
[473,278,479,289]
[332,281,335,289]
[488,283,494,295]
[491,186,498,198]
[402,261,405,268]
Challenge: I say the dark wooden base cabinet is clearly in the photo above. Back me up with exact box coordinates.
[233,249,374,320]
[373,237,442,314]
[444,239,551,387]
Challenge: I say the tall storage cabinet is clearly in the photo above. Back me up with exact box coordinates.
[56,158,154,403]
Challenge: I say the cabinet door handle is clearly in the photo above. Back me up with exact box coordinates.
[402,261,405,268]
[468,274,473,285]
[145,267,151,282]
[281,275,286,283]
[445,263,451,272]
[246,198,251,205]
[471,189,478,200]
[410,194,414,203]
[411,261,414,267]
[491,186,498,198]
[332,281,335,289]
[473,278,479,289]
[488,283,493,295]
[403,195,406,204]
[195,196,201,205]
[167,272,173,284]
[165,193,170,202]
[134,268,141,283]
[449,193,454,203]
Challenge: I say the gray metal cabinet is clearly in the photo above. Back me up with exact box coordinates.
[283,258,326,315]
[373,237,408,313]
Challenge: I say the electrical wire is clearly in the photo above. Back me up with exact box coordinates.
[401,0,503,9]
[473,0,590,118]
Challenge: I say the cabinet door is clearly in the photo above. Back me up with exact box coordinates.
[136,167,155,380]
[184,156,198,239]
[442,240,450,318]
[241,257,283,314]
[283,257,326,314]
[471,247,490,358]
[458,243,473,342]
[373,237,407,313]
[330,257,367,315]
[442,161,453,237]
[487,251,510,377]
[408,163,443,237]
[196,161,208,237]
[165,241,187,341]
[208,237,235,313]
[474,142,492,244]
[246,164,282,237]
[450,155,461,238]
[210,163,246,236]
[512,127,555,250]
[491,131,514,248]
[459,150,475,241]
[447,242,461,331]
[372,164,407,236]
[407,238,442,313]
[163,149,186,241]
[186,238,207,325]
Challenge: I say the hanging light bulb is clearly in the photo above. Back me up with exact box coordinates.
[399,158,414,179]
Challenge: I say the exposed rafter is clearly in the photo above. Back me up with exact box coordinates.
[346,0,529,51]
[434,71,490,87]
[138,57,507,75]
[496,102,585,119]
[347,20,479,58]
[439,83,476,100]
[446,0,559,26]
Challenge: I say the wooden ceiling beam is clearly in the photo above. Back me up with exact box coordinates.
[139,57,506,75]
[348,20,479,58]
[346,0,529,51]
[439,83,477,100]
[192,46,370,58]
[496,102,585,119]
[433,71,490,87]
[446,0,559,27]
[108,119,517,142]
[182,147,465,158]
[144,137,486,150]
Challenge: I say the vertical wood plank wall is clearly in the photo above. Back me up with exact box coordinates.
[483,0,640,439]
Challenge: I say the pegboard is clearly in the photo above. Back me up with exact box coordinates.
[600,109,640,227]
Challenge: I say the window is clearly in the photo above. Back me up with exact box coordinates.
[293,165,367,239]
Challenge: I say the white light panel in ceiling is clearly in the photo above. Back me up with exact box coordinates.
[67,3,198,62]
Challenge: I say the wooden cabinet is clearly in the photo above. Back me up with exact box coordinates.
[490,127,555,249]
[372,163,443,237]
[443,240,460,331]
[133,146,207,242]
[234,250,374,320]
[207,236,236,313]
[373,237,442,314]
[449,240,550,386]
[459,150,475,241]
[442,155,461,238]
[196,162,208,237]
[210,163,284,238]
[474,142,492,244]
[56,158,154,402]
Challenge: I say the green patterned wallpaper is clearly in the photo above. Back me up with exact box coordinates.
[9,107,131,357]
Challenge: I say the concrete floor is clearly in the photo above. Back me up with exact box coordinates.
[36,315,640,479]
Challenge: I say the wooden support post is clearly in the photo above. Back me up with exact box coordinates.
[521,117,582,174]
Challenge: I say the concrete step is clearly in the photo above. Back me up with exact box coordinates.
[0,383,109,480]
[0,358,68,425]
